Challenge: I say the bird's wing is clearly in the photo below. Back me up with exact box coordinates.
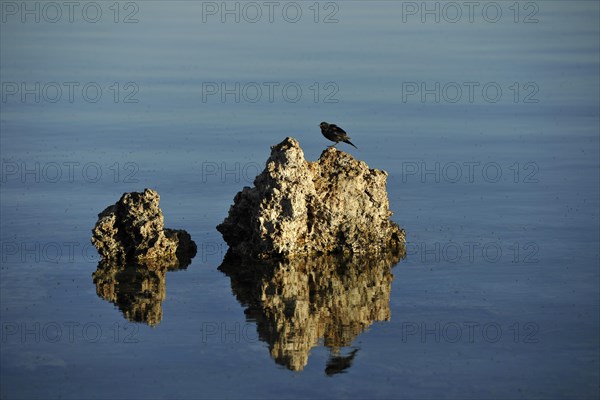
[330,124,347,135]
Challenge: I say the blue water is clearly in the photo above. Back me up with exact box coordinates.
[1,1,599,399]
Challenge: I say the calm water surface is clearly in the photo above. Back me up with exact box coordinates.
[1,1,599,399]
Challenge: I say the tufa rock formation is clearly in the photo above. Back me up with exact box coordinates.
[92,188,197,265]
[219,247,405,372]
[217,137,405,259]
[217,138,407,371]
[91,189,196,326]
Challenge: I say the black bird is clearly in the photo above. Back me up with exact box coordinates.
[320,122,358,149]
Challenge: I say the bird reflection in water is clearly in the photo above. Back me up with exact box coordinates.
[219,245,405,373]
[92,251,195,327]
[325,348,359,376]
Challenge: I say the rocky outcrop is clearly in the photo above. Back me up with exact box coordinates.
[219,247,405,371]
[217,137,405,259]
[91,189,196,264]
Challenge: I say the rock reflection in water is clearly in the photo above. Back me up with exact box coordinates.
[93,256,192,327]
[219,247,405,372]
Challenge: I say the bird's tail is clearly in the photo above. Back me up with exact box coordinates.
[345,140,358,149]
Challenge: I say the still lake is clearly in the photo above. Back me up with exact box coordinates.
[1,1,599,399]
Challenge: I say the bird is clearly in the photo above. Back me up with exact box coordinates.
[320,122,358,149]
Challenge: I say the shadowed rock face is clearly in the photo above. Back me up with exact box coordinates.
[217,137,405,259]
[93,258,192,327]
[219,246,405,372]
[91,189,197,263]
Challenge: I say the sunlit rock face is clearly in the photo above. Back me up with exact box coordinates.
[219,247,405,371]
[92,188,197,263]
[93,258,191,327]
[217,137,405,259]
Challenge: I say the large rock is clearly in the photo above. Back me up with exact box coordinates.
[91,189,197,264]
[217,137,405,259]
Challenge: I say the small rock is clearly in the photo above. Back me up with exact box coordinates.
[91,189,197,264]
[217,137,405,259]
